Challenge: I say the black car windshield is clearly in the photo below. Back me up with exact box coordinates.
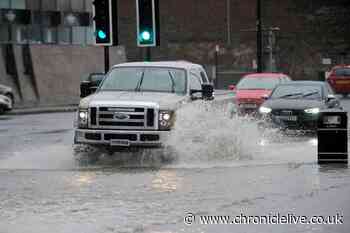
[99,67,187,95]
[334,68,350,76]
[271,85,323,100]
[236,77,280,90]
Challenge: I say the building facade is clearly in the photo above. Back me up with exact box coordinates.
[0,0,348,107]
[0,0,94,45]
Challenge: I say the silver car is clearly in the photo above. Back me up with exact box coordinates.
[0,84,14,113]
[0,95,12,114]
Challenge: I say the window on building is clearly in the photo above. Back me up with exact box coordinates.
[43,28,57,43]
[41,0,58,11]
[0,25,9,42]
[0,1,10,8]
[58,27,71,44]
[72,26,86,44]
[58,0,70,11]
[11,0,26,9]
[25,0,40,10]
[27,25,40,43]
[14,25,28,43]
[86,26,94,45]
[71,0,84,11]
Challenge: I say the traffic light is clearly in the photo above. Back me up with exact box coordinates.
[92,0,118,46]
[136,0,159,47]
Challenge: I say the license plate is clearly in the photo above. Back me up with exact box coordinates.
[241,103,257,108]
[323,116,341,125]
[110,140,130,147]
[277,115,298,121]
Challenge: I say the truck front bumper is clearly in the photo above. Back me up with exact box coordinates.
[74,129,170,147]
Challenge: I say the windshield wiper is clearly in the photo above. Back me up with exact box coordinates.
[135,71,145,92]
[168,71,176,93]
[278,92,303,99]
[302,91,319,97]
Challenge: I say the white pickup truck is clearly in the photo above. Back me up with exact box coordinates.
[74,61,219,150]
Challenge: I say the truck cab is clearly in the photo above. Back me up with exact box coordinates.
[74,61,214,149]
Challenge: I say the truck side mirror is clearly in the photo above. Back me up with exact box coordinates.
[202,83,214,100]
[326,94,336,102]
[80,81,96,98]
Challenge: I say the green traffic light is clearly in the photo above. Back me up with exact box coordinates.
[140,31,151,41]
[97,30,107,39]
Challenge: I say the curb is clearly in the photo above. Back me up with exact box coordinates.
[5,106,78,115]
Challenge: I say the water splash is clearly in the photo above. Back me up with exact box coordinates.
[164,102,261,163]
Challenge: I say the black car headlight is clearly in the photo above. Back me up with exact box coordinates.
[304,107,320,114]
[78,109,88,128]
[159,110,175,130]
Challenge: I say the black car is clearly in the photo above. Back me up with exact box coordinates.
[258,81,341,131]
[80,73,105,98]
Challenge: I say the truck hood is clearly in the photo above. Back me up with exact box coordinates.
[79,91,188,110]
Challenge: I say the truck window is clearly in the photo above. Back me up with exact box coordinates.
[200,71,209,83]
[189,72,202,90]
[141,68,185,94]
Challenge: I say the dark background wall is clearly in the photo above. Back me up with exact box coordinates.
[119,0,349,84]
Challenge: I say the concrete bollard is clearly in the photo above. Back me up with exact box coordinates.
[317,109,348,164]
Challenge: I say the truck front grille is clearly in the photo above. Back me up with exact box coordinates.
[89,106,156,130]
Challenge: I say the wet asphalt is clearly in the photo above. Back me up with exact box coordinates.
[1,98,350,233]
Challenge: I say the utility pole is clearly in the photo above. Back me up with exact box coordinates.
[214,45,219,89]
[256,0,263,73]
[226,0,231,45]
[145,47,151,61]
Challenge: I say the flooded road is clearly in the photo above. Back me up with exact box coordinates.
[0,101,350,233]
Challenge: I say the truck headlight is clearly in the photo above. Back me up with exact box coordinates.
[78,109,88,128]
[304,108,320,114]
[259,106,272,114]
[159,110,175,130]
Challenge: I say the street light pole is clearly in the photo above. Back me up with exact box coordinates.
[256,0,263,73]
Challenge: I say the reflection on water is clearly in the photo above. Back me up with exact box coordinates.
[318,164,349,174]
[152,170,182,192]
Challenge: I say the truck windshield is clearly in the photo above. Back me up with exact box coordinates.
[99,67,187,95]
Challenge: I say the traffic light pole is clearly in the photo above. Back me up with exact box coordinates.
[145,47,151,62]
[104,46,110,74]
[256,0,263,73]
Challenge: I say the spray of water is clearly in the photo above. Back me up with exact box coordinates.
[164,101,262,163]
[74,101,264,168]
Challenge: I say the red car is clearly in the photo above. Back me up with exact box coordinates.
[230,73,292,115]
[326,65,350,97]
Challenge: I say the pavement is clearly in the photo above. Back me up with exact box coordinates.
[5,105,78,115]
